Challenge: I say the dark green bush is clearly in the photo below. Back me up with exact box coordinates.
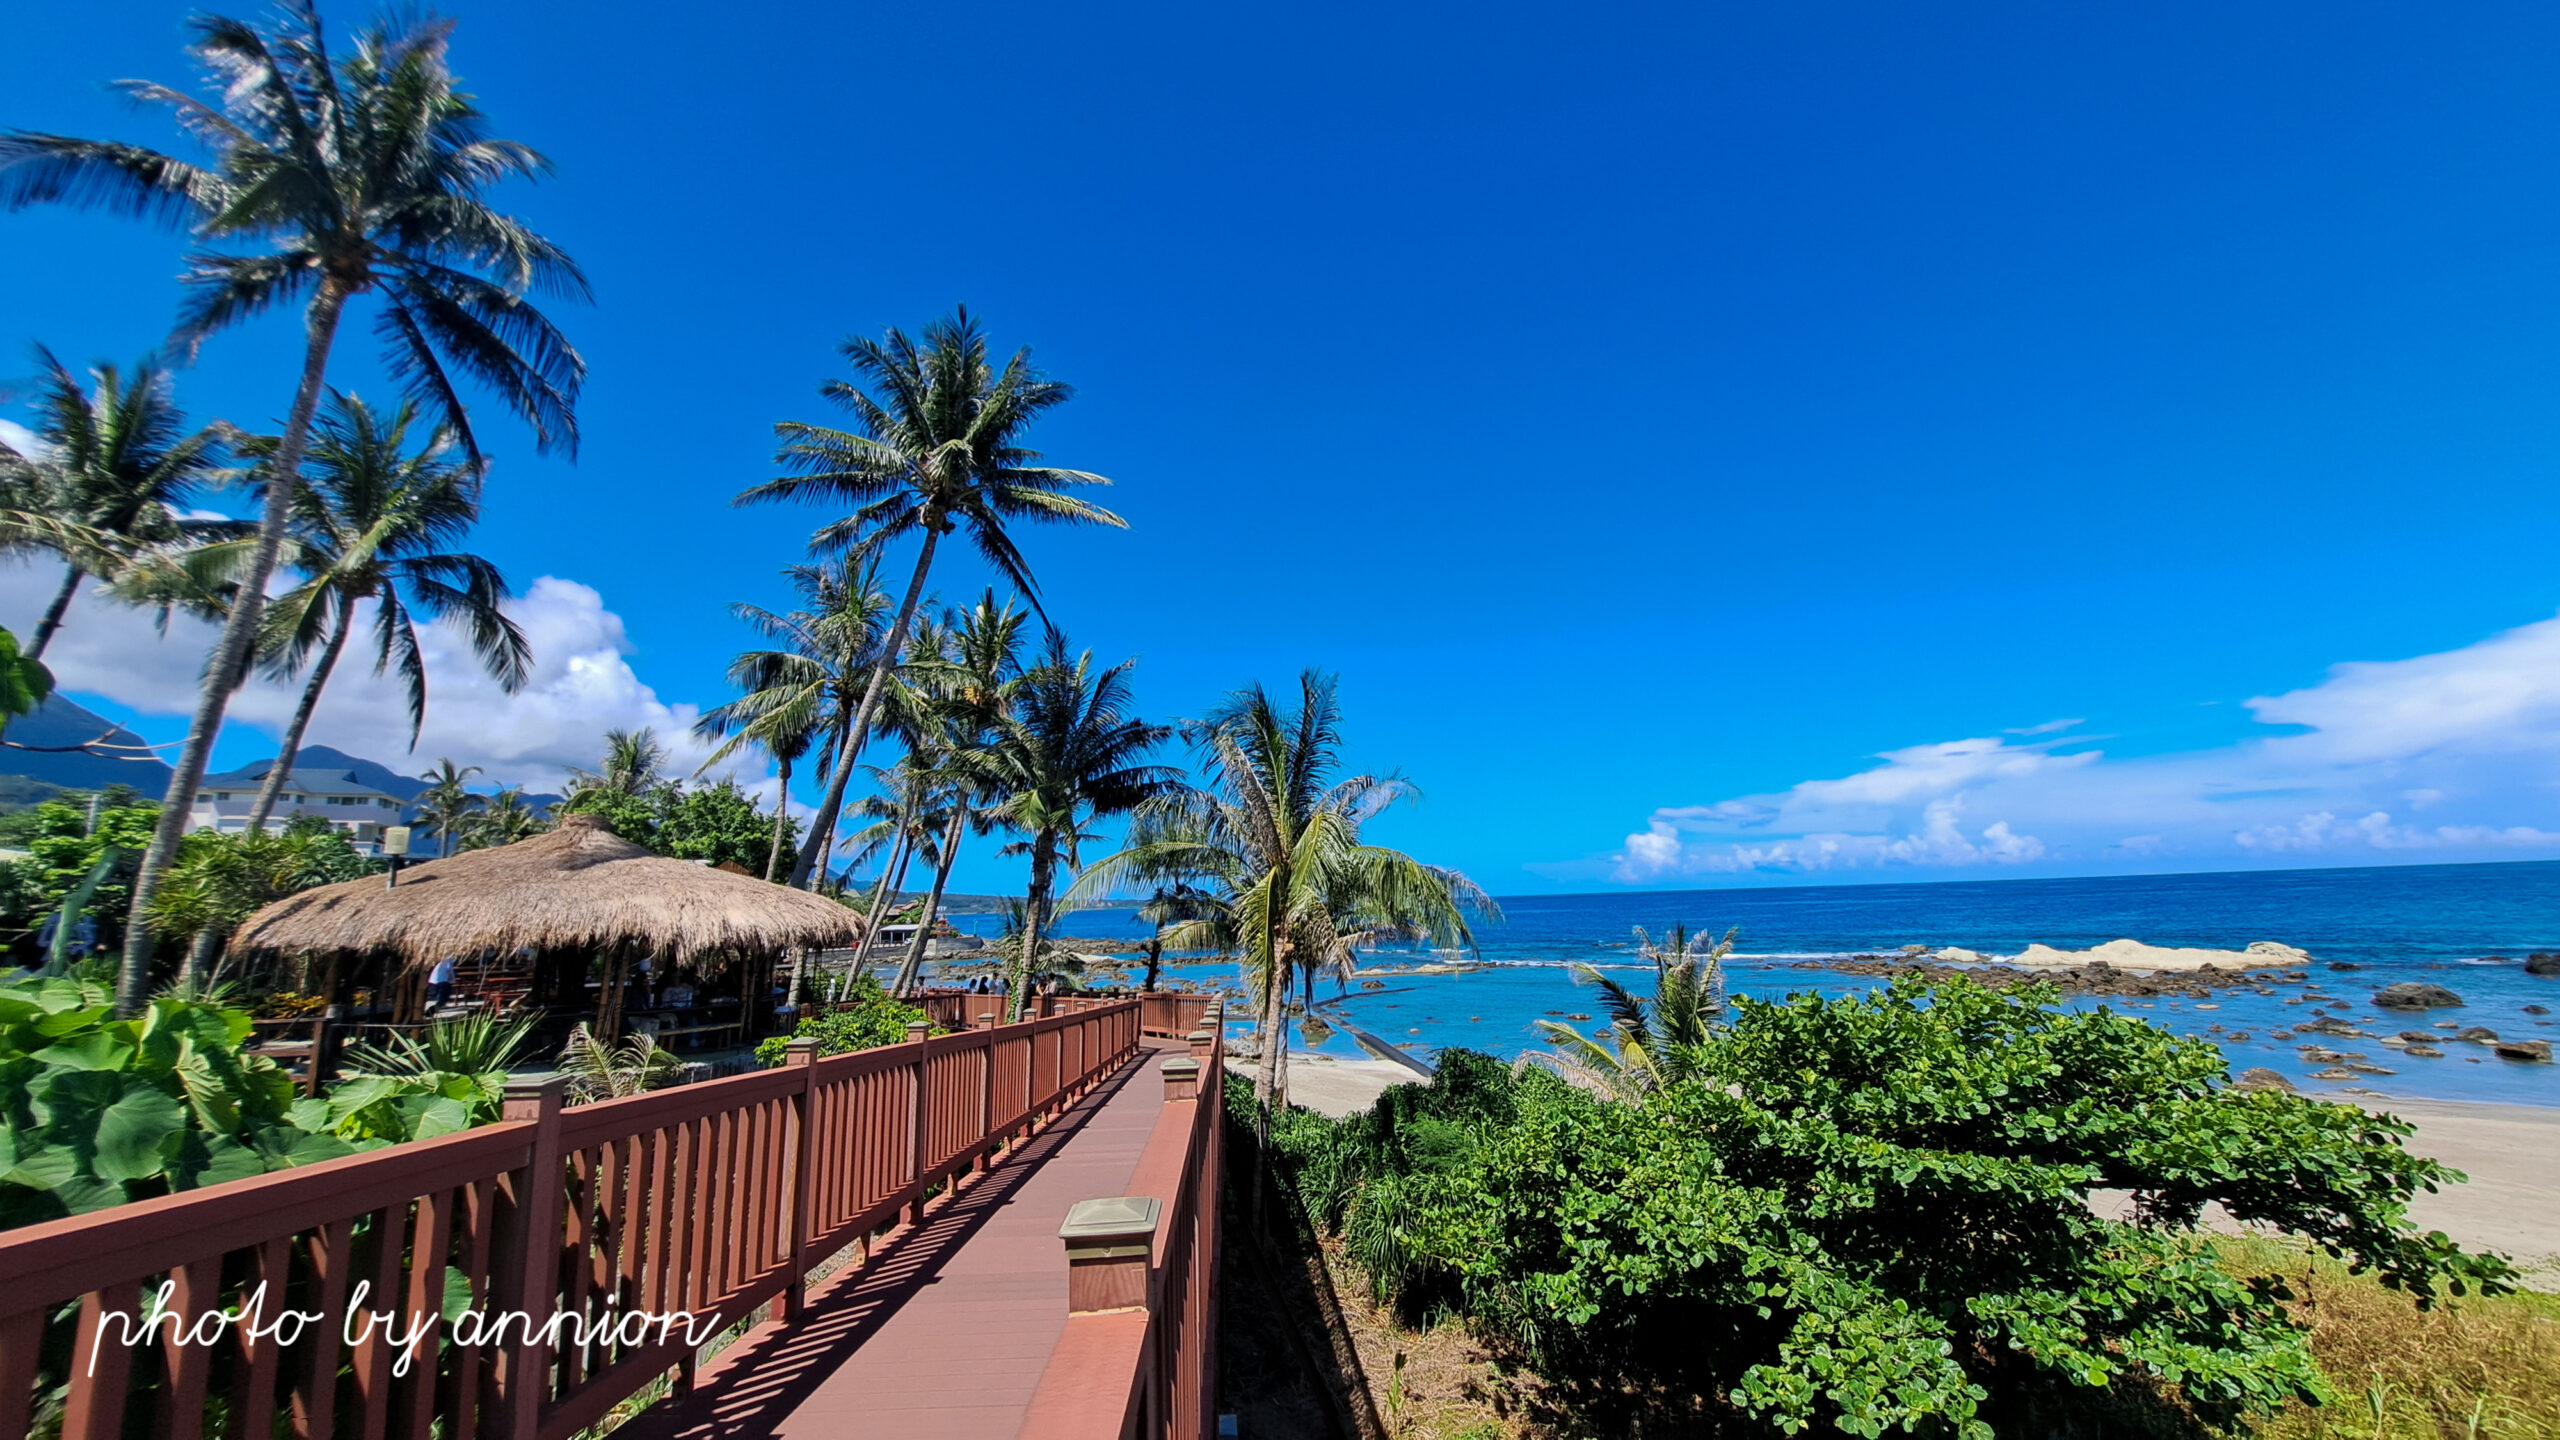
[1247,977,2512,1439]
[754,974,936,1067]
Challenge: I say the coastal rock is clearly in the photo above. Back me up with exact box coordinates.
[2344,1063,2395,1075]
[2527,1005,2551,1016]
[2009,938,2310,973]
[1933,947,1987,963]
[2373,983,2464,1010]
[2405,1044,2445,1058]
[2232,1068,2296,1093]
[2493,1039,2552,1063]
[2398,1030,2439,1043]
[2454,1027,2500,1043]
[2526,953,2560,977]
[2327,961,2363,971]
[2309,1068,2356,1081]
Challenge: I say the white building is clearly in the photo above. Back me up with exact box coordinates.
[191,765,406,855]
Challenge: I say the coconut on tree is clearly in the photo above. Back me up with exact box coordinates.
[0,2,585,1013]
[736,308,1126,889]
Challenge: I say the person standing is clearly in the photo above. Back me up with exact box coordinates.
[427,955,457,1011]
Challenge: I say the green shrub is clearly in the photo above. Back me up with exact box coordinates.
[0,978,534,1227]
[1249,977,2513,1440]
[753,975,936,1067]
[0,978,357,1226]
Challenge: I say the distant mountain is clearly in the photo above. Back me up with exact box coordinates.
[0,695,174,797]
[225,746,436,803]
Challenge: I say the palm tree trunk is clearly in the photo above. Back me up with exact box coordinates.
[790,709,854,888]
[1255,941,1293,1111]
[27,565,83,660]
[892,808,966,997]
[764,753,793,881]
[789,525,942,889]
[116,277,352,1018]
[179,928,220,994]
[245,590,358,834]
[1006,832,1056,1023]
[856,824,909,971]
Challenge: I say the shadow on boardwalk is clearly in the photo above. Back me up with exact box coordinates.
[617,1053,1154,1440]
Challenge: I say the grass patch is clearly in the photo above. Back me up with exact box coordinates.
[2218,1236,2560,1440]
[1310,1234,2560,1439]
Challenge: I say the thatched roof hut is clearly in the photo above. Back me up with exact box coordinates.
[231,814,863,1035]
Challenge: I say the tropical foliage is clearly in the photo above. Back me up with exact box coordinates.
[1249,977,2516,1440]
[1073,671,1490,1108]
[0,977,513,1228]
[1528,922,1734,1100]
[205,393,526,830]
[694,561,893,883]
[140,824,382,983]
[737,308,1125,887]
[982,632,1175,1019]
[0,347,232,659]
[0,0,585,1014]
[411,758,484,856]
[0,796,162,958]
[557,1023,680,1105]
[751,974,934,1067]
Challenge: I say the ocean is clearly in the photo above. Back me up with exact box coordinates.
[943,859,2560,1107]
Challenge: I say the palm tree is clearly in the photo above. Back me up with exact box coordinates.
[227,394,528,831]
[887,591,1028,996]
[0,347,231,659]
[693,561,896,884]
[412,759,484,857]
[463,786,545,849]
[1069,672,1494,1112]
[2,4,585,1014]
[1528,925,1734,1101]
[981,632,1176,1021]
[735,309,1126,890]
[566,728,667,803]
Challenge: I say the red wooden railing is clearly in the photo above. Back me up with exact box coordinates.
[0,1000,1143,1440]
[1022,1012,1226,1440]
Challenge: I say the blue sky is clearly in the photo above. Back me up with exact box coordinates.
[7,1,2560,895]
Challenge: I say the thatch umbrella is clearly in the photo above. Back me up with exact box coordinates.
[231,814,863,1038]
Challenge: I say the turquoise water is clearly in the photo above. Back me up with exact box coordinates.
[950,860,2560,1106]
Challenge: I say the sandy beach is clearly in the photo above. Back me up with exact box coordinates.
[1243,1056,2560,1281]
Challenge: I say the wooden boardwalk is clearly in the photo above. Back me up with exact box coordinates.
[619,1042,1182,1439]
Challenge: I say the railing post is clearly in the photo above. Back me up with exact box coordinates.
[976,1029,996,1173]
[1162,1057,1201,1103]
[905,1020,931,1225]
[1059,1197,1160,1314]
[783,1037,820,1319]
[493,1076,566,1440]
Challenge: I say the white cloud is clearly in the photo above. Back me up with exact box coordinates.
[0,560,763,794]
[1600,610,2560,883]
[0,420,45,458]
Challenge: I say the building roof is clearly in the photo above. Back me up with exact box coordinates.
[199,765,396,800]
[228,813,863,966]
